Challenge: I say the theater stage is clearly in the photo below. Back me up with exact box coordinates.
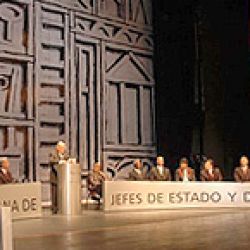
[13,208,250,250]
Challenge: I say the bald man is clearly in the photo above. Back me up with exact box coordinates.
[88,162,107,200]
[149,156,171,181]
[234,156,250,182]
[129,159,147,181]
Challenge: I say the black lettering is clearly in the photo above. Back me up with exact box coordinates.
[22,198,31,212]
[122,193,129,204]
[210,192,221,203]
[190,193,199,202]
[111,194,115,205]
[157,193,164,204]
[136,193,143,204]
[200,192,209,202]
[147,193,156,204]
[129,193,135,204]
[175,192,183,203]
[169,193,175,203]
[183,192,191,202]
[227,192,237,202]
[116,193,122,205]
[12,200,19,212]
[31,198,37,211]
[2,200,11,207]
[243,191,250,202]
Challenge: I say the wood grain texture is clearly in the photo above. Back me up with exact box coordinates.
[0,0,156,202]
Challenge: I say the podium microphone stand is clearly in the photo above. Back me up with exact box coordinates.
[57,160,81,215]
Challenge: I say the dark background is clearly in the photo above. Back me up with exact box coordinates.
[153,0,248,179]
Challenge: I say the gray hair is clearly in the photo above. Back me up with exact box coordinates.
[57,141,66,147]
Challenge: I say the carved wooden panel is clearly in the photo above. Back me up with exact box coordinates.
[128,0,152,26]
[103,46,156,177]
[70,34,99,171]
[0,63,28,118]
[99,0,126,20]
[0,0,34,184]
[73,14,153,51]
[0,126,32,180]
[0,0,155,202]
[34,3,70,200]
[105,48,155,145]
[0,0,33,55]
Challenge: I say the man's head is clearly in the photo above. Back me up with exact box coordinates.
[180,158,188,169]
[204,159,214,171]
[134,159,142,169]
[93,162,101,172]
[0,157,10,170]
[157,156,164,166]
[240,156,249,167]
[56,141,66,154]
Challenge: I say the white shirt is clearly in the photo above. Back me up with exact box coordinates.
[157,165,164,176]
[208,169,213,176]
[241,165,248,173]
[183,169,189,182]
[135,168,141,175]
[1,169,7,175]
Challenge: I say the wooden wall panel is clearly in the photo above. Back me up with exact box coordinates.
[103,46,155,178]
[70,35,98,171]
[0,0,155,202]
[0,0,34,184]
[34,3,70,201]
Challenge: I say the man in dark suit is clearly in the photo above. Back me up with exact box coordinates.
[0,157,13,184]
[200,159,223,181]
[149,156,171,181]
[234,155,250,182]
[88,162,107,201]
[175,157,196,181]
[49,141,69,213]
[129,159,147,181]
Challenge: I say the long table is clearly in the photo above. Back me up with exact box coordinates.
[103,181,250,211]
[0,182,42,219]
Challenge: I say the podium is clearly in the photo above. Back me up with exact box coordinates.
[57,162,81,215]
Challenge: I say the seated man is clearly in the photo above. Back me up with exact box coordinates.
[49,140,69,213]
[234,155,250,182]
[0,157,14,184]
[88,162,107,200]
[129,159,147,181]
[200,159,223,181]
[175,157,196,181]
[149,156,171,181]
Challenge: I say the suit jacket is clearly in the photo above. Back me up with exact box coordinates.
[234,167,250,182]
[129,168,147,181]
[0,169,13,184]
[200,168,223,181]
[175,167,196,181]
[49,150,69,184]
[149,166,171,181]
[88,171,106,190]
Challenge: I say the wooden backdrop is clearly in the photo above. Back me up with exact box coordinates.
[0,0,156,202]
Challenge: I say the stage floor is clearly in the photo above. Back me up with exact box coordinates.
[13,208,250,250]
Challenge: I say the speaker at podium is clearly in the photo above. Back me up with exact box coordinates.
[57,159,81,215]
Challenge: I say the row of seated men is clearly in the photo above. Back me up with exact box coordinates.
[87,155,250,202]
[1,141,250,210]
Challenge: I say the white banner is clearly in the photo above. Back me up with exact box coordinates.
[103,181,250,211]
[0,182,42,219]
